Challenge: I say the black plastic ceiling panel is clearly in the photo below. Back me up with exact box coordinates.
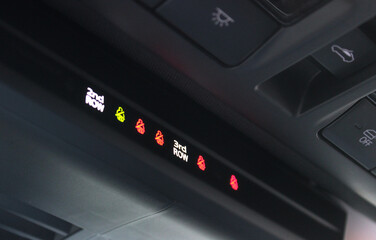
[0,1,347,240]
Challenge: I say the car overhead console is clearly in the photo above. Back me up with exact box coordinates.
[0,1,347,240]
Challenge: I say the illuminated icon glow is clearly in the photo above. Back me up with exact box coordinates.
[197,155,206,171]
[135,119,146,135]
[85,87,105,112]
[155,130,164,146]
[230,175,239,191]
[115,107,125,122]
[173,140,189,162]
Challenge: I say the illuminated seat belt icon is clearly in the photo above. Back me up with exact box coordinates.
[155,130,164,146]
[230,175,239,191]
[135,119,146,135]
[197,155,206,171]
[115,107,126,123]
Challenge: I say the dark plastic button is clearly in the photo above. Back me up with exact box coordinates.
[312,30,376,79]
[322,99,376,170]
[157,0,279,66]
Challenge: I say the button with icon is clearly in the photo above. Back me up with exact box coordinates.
[157,0,278,66]
[312,29,376,79]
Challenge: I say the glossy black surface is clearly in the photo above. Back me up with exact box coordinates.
[0,1,346,239]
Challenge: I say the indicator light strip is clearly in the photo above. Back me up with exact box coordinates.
[0,21,346,239]
[65,84,335,234]
[19,76,342,239]
[80,85,241,193]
